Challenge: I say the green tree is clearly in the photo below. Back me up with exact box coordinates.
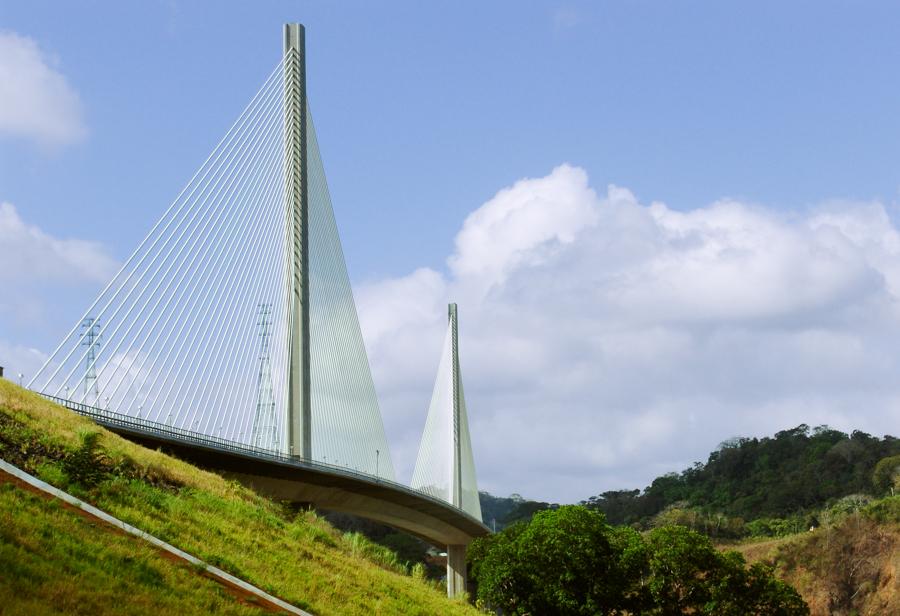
[645,525,718,611]
[647,525,808,615]
[608,525,651,613]
[470,506,633,615]
[470,506,808,615]
[872,454,900,495]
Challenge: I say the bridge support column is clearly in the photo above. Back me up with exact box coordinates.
[446,544,467,598]
[284,23,312,461]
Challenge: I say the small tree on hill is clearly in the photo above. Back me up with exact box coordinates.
[872,454,900,495]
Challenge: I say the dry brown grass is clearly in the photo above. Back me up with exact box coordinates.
[733,513,900,616]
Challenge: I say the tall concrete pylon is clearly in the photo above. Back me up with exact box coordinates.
[284,23,311,460]
[26,22,488,598]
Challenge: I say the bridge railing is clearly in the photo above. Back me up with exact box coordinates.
[36,392,486,526]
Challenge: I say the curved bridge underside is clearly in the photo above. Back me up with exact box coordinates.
[107,422,489,547]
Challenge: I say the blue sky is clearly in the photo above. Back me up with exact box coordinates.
[4,1,900,501]
[5,1,900,283]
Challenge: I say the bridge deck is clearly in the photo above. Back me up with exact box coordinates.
[43,395,489,547]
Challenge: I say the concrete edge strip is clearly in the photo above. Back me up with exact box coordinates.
[0,457,313,616]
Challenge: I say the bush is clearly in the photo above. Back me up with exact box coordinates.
[651,504,748,539]
[470,506,809,615]
[862,495,900,523]
[872,455,900,495]
[746,516,808,538]
[821,494,872,526]
[410,562,427,582]
[61,429,107,487]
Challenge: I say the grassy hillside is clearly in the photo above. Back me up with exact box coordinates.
[0,482,266,615]
[0,380,477,616]
[735,496,900,616]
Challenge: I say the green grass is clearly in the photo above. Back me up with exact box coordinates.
[0,483,264,616]
[0,380,477,615]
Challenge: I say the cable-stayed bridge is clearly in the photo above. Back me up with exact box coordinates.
[27,23,486,597]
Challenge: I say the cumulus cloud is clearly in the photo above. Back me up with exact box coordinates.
[449,165,599,295]
[0,31,86,147]
[0,340,47,384]
[0,202,117,351]
[360,164,900,503]
[0,202,117,283]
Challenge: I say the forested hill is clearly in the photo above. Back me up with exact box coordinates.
[479,492,555,530]
[583,424,900,526]
[475,425,900,616]
[481,424,900,531]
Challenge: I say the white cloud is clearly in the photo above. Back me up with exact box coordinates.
[0,31,86,147]
[0,202,117,284]
[0,340,47,384]
[361,164,900,502]
[0,202,117,367]
[449,165,599,296]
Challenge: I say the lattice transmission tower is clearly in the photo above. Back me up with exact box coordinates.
[251,303,278,450]
[80,317,101,404]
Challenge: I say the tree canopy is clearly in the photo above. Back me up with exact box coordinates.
[582,425,900,526]
[469,506,808,615]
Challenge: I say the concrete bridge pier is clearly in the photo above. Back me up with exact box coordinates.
[446,544,468,598]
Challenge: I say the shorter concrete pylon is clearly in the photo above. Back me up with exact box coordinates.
[410,303,484,597]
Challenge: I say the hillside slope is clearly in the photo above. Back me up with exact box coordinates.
[735,498,900,616]
[0,380,476,616]
[0,480,268,615]
[583,424,900,528]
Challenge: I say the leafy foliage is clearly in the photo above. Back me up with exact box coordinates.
[477,491,525,528]
[60,428,107,487]
[470,506,808,615]
[324,511,444,580]
[583,425,900,528]
[872,454,900,494]
[650,502,748,539]
[478,491,558,530]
